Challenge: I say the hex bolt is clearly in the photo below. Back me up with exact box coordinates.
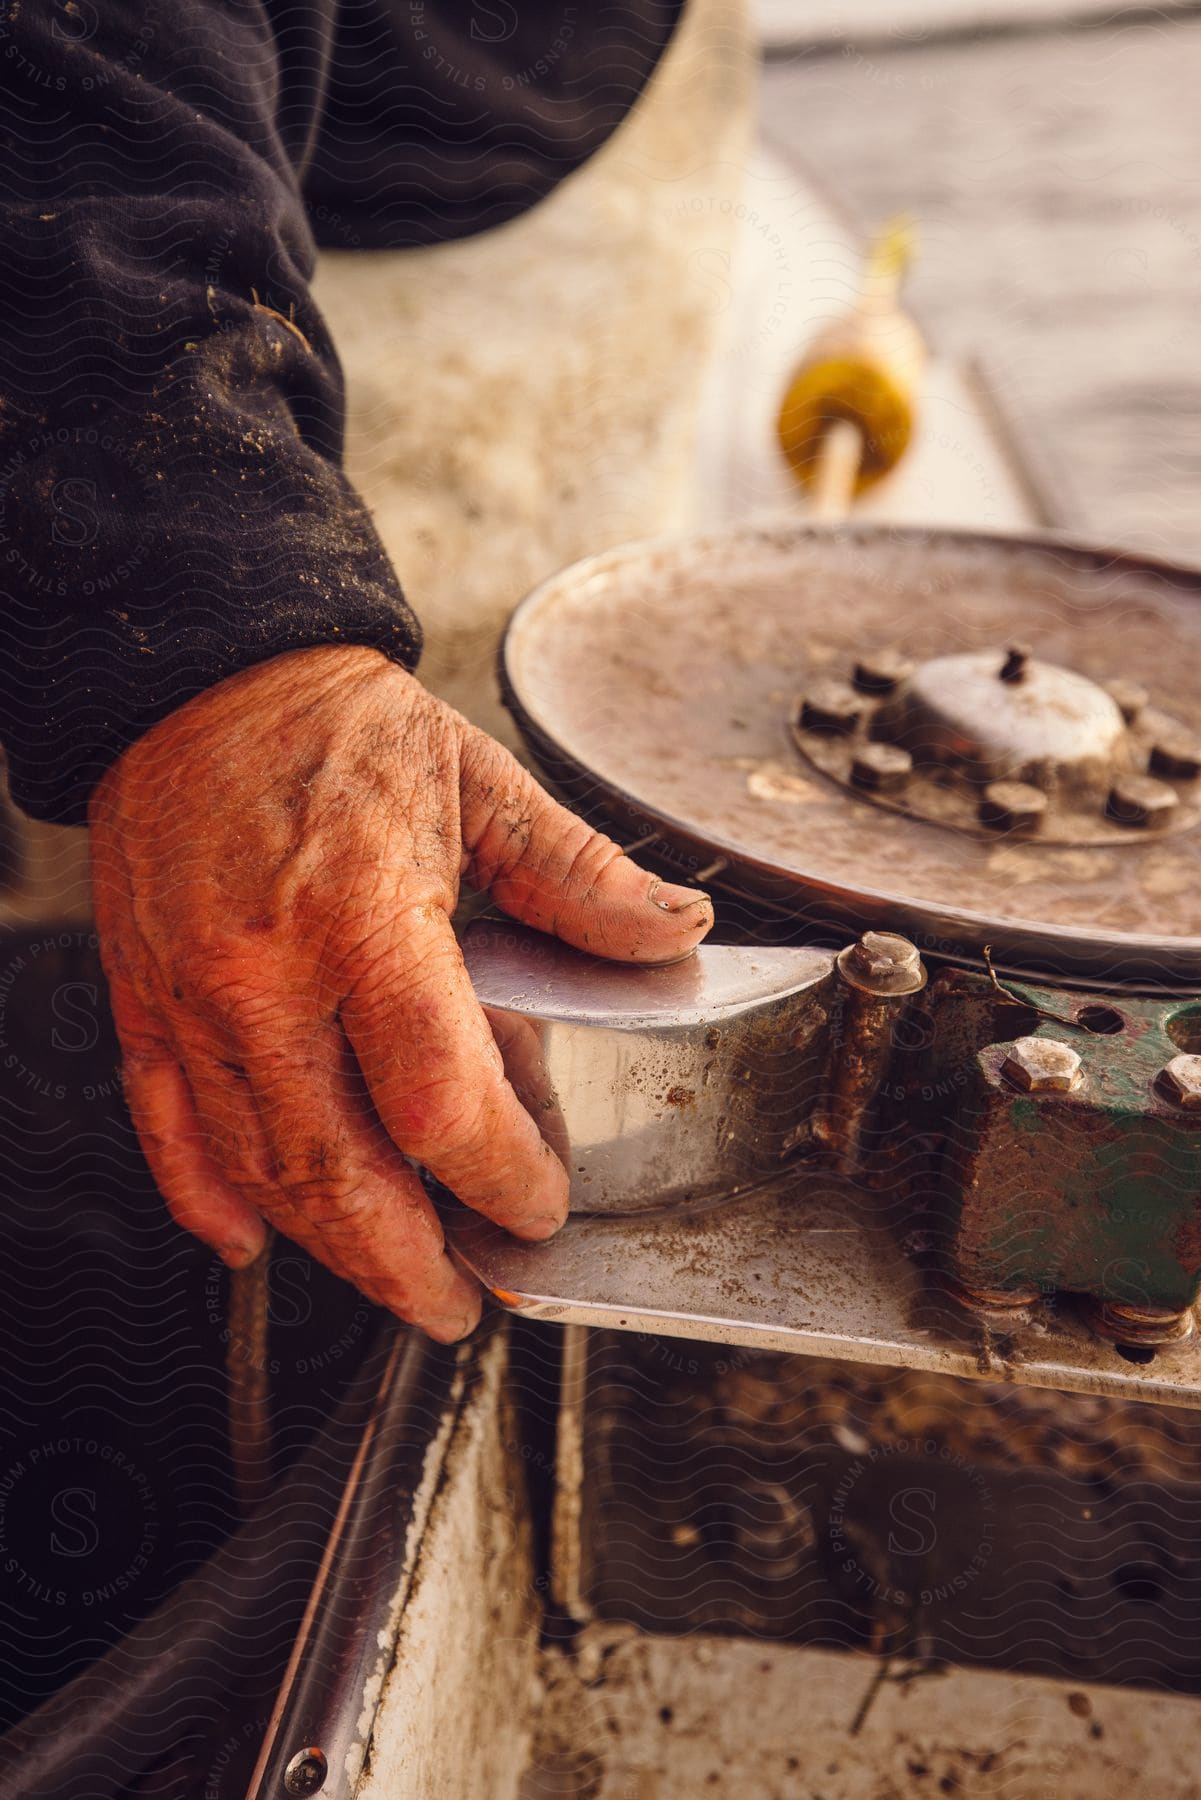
[1157,1053,1201,1111]
[827,930,927,1174]
[852,649,913,694]
[1104,678,1148,724]
[979,779,1048,834]
[851,741,913,792]
[1001,1035,1082,1095]
[946,1275,1043,1314]
[1086,1298,1195,1348]
[1107,773,1180,827]
[284,1749,328,1796]
[1149,732,1201,781]
[837,929,926,997]
[998,643,1030,684]
[798,679,863,734]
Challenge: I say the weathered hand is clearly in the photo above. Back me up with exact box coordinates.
[89,646,713,1339]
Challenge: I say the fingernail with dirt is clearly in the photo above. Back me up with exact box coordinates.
[520,1212,566,1241]
[649,879,712,914]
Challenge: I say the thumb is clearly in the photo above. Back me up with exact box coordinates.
[458,726,713,962]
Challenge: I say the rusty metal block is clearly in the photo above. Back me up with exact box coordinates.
[936,991,1201,1312]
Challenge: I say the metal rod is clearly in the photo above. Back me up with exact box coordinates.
[227,1234,275,1516]
[811,417,863,523]
[246,1324,468,1799]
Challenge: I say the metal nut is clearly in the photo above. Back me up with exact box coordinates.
[1001,1036,1082,1095]
[979,779,1048,834]
[1107,773,1179,827]
[1157,1053,1201,1111]
[852,650,913,694]
[1086,1298,1195,1347]
[1149,733,1201,781]
[850,741,913,791]
[1104,678,1148,724]
[948,1276,1043,1313]
[798,679,863,734]
[838,930,925,996]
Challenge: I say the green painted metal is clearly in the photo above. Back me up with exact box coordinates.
[905,971,1201,1309]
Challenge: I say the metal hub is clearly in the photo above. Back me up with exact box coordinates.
[793,643,1201,844]
[501,523,1201,989]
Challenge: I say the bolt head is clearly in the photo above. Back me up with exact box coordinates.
[1158,1053,1201,1110]
[1001,1035,1082,1094]
[798,679,863,734]
[1104,678,1148,724]
[1107,773,1179,828]
[851,742,913,791]
[979,779,1048,834]
[852,650,913,695]
[840,929,925,996]
[1149,732,1201,781]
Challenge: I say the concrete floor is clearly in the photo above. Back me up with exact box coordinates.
[523,1627,1201,1799]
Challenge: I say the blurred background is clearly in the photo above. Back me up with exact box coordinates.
[757,0,1201,562]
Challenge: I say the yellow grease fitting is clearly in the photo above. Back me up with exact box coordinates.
[777,216,926,496]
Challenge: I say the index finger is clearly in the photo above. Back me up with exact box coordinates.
[339,903,570,1240]
[458,728,714,963]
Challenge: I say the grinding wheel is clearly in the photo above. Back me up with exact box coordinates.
[501,524,1201,992]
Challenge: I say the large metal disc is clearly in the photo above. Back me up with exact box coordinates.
[501,524,1201,991]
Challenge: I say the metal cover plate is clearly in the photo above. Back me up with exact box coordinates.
[462,924,830,1026]
[445,1177,1201,1410]
[502,524,1201,990]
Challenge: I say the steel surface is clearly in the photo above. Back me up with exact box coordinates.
[502,523,1201,990]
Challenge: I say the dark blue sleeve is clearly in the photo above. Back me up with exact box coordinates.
[0,0,683,825]
[0,0,422,825]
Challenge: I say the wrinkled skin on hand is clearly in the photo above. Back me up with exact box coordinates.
[88,646,713,1340]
